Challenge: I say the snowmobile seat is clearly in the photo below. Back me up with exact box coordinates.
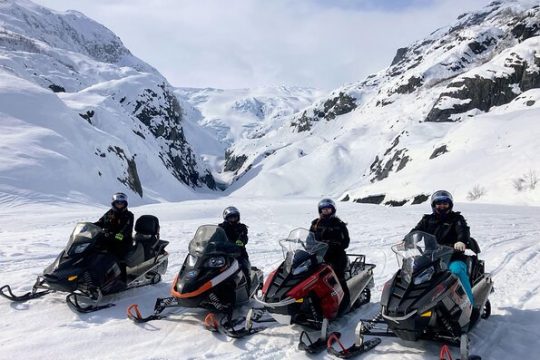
[133,215,161,259]
[469,237,481,254]
[465,237,482,284]
[125,242,145,267]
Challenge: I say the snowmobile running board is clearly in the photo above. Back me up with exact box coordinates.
[0,284,52,302]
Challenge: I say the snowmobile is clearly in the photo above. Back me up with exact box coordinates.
[353,231,493,360]
[0,215,169,313]
[127,225,264,337]
[240,228,378,356]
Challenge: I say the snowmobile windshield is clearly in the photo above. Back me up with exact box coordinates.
[66,222,103,256]
[279,228,328,265]
[392,231,454,282]
[188,225,238,256]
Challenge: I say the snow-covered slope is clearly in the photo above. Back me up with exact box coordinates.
[1,198,539,359]
[176,86,325,185]
[0,0,215,206]
[222,0,540,206]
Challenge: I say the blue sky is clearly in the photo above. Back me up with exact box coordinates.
[34,0,493,90]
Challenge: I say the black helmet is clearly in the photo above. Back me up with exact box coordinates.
[430,190,453,211]
[223,206,240,222]
[318,198,336,216]
[111,192,128,208]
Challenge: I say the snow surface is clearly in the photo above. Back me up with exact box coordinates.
[1,198,539,359]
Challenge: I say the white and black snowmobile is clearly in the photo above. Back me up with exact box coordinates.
[127,225,264,337]
[238,228,378,356]
[353,231,493,360]
[0,215,169,313]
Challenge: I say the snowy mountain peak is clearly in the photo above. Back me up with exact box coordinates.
[217,0,540,206]
[0,0,215,205]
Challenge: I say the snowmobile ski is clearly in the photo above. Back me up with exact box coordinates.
[326,322,382,358]
[66,290,115,313]
[0,283,51,302]
[204,308,272,338]
[127,296,180,323]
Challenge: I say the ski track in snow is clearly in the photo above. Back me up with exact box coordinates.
[0,199,539,359]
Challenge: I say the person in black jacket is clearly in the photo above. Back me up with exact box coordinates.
[94,192,134,260]
[410,190,474,304]
[218,206,251,289]
[309,198,350,311]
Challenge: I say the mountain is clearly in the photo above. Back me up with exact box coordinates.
[0,0,215,205]
[220,0,540,206]
[176,86,325,186]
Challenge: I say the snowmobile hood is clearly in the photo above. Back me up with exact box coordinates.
[172,259,240,299]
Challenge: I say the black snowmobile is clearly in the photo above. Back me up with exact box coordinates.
[127,225,264,337]
[0,215,169,313]
[354,231,493,360]
[238,228,378,356]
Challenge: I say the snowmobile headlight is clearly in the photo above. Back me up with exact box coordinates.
[205,256,226,268]
[413,266,435,285]
[73,243,91,254]
[292,259,312,275]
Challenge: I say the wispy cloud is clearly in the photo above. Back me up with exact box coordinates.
[35,0,492,89]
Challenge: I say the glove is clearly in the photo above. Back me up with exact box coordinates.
[115,233,124,241]
[454,242,466,252]
[235,239,244,247]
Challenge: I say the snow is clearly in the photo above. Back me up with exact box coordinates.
[1,1,540,358]
[1,198,540,359]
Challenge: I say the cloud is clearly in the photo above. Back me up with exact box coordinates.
[34,0,493,90]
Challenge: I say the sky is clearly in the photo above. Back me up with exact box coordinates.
[34,0,494,90]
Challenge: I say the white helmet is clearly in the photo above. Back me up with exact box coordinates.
[111,192,128,207]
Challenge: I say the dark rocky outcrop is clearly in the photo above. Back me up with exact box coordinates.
[49,84,65,93]
[353,194,385,204]
[411,194,430,205]
[370,148,409,182]
[107,146,143,197]
[430,145,448,159]
[426,53,540,122]
[291,92,357,132]
[391,47,409,66]
[224,151,248,173]
[395,76,424,94]
[132,83,216,189]
[79,110,95,124]
[385,199,408,207]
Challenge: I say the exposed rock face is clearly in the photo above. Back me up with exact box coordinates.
[426,53,540,122]
[353,194,386,204]
[107,146,143,197]
[291,92,357,132]
[430,145,449,159]
[411,194,430,205]
[132,84,216,189]
[224,151,248,173]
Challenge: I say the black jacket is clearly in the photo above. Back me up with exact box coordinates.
[411,211,471,261]
[218,221,249,259]
[310,216,350,280]
[310,216,350,254]
[94,208,134,256]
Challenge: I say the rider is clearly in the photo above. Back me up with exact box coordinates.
[218,206,251,289]
[410,190,474,305]
[309,198,350,312]
[94,192,134,260]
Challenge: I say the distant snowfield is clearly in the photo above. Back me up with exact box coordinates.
[1,198,539,360]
